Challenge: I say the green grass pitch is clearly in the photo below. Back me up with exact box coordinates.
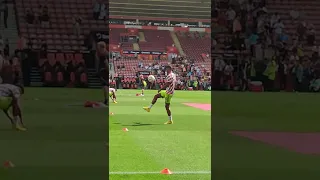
[0,88,108,180]
[3,88,319,180]
[212,92,320,180]
[109,89,211,180]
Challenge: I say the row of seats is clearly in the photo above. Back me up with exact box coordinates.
[39,52,85,66]
[16,0,108,49]
[43,71,88,85]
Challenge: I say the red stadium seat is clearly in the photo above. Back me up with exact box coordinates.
[44,72,52,82]
[57,72,64,82]
[80,73,87,83]
[70,72,76,83]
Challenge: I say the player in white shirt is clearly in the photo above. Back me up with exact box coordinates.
[109,87,117,103]
[0,83,26,131]
[143,66,176,124]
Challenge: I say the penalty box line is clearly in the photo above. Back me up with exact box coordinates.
[109,171,211,175]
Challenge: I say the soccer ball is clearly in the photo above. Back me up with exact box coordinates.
[148,75,156,83]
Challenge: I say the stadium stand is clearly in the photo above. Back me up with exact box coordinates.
[212,0,320,92]
[109,24,211,90]
[16,0,107,50]
[109,0,210,19]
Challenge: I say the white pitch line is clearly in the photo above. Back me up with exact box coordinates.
[109,171,211,175]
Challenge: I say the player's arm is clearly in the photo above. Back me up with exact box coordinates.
[158,81,171,93]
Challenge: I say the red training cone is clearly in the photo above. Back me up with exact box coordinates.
[122,128,129,132]
[3,161,14,168]
[160,168,172,175]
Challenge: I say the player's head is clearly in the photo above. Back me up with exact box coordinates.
[165,65,172,73]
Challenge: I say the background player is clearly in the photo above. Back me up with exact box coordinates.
[109,87,117,103]
[139,74,147,96]
[143,66,176,124]
[0,83,26,131]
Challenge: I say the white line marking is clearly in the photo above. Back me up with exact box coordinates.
[109,171,211,175]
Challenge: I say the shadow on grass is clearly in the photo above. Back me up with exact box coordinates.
[122,122,162,126]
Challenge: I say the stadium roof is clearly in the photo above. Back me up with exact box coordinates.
[109,0,210,20]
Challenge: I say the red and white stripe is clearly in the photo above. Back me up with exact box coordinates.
[165,72,176,94]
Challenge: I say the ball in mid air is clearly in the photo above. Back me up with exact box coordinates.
[148,75,156,83]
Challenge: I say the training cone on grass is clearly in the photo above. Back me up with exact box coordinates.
[136,93,140,96]
[122,128,129,132]
[3,161,14,168]
[161,168,172,175]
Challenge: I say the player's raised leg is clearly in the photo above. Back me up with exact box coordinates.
[143,90,164,112]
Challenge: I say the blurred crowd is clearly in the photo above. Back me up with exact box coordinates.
[212,0,320,92]
[109,55,211,91]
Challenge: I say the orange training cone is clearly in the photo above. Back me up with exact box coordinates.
[3,161,14,168]
[122,128,129,132]
[160,168,172,175]
[136,93,140,96]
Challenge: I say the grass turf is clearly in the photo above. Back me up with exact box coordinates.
[109,89,211,180]
[3,88,318,179]
[212,91,320,180]
[0,88,108,180]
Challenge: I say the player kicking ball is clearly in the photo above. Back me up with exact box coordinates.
[139,75,147,96]
[0,83,27,131]
[143,66,176,124]
[109,87,117,103]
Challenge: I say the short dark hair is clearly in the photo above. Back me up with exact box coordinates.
[165,65,172,70]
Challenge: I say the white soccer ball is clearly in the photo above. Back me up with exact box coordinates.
[148,75,156,83]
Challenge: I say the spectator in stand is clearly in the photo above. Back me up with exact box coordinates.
[263,58,277,91]
[273,19,285,43]
[270,13,280,27]
[3,1,8,28]
[297,21,307,41]
[40,5,50,28]
[93,0,100,20]
[75,61,87,86]
[17,34,27,51]
[73,16,82,37]
[214,56,225,89]
[3,38,9,57]
[99,2,107,20]
[292,60,304,92]
[39,39,47,59]
[233,16,242,37]
[53,61,65,85]
[0,35,4,53]
[33,7,40,26]
[25,9,35,24]
[310,76,320,92]
[289,8,299,23]
[224,60,234,90]
[212,7,219,19]
[306,23,315,46]
[225,7,236,32]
